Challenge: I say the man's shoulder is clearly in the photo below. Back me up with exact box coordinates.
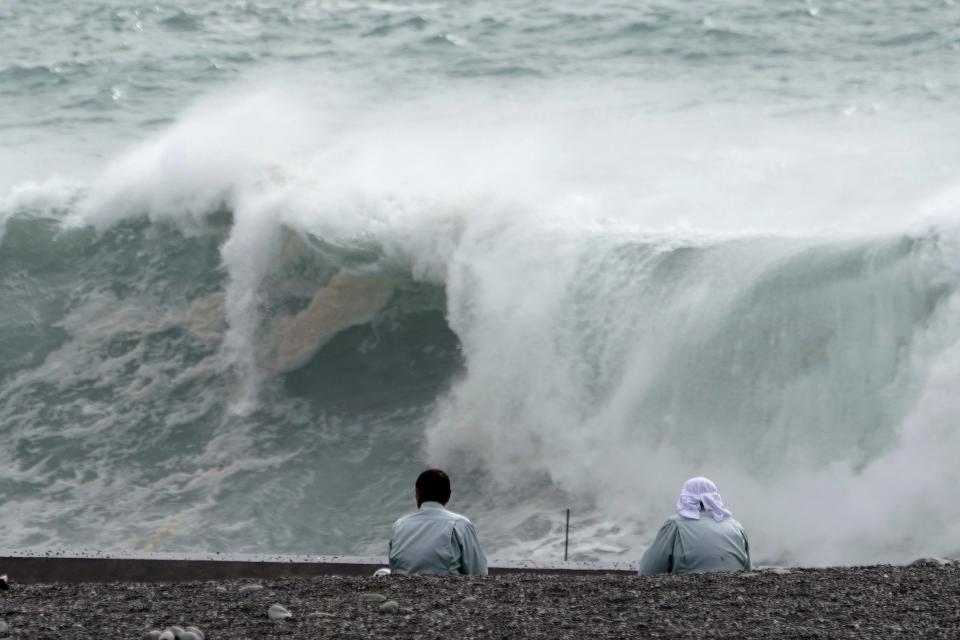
[393,510,422,526]
[428,507,475,528]
[648,516,681,537]
[443,508,474,525]
[663,515,684,527]
[393,506,473,526]
[725,517,746,532]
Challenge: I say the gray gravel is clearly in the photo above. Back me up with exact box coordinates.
[0,565,958,638]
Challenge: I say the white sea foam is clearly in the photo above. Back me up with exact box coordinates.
[0,178,84,245]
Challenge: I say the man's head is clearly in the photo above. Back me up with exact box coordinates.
[415,469,451,507]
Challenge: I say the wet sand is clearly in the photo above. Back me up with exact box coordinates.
[0,563,957,638]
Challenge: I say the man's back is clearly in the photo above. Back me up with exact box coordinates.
[640,514,750,575]
[389,501,488,576]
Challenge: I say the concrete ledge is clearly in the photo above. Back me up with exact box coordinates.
[0,550,636,583]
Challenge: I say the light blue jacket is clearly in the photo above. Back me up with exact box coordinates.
[639,514,750,575]
[389,502,488,576]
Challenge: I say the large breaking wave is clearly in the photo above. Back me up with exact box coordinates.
[2,88,960,566]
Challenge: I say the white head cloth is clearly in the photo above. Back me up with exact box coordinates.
[676,476,733,521]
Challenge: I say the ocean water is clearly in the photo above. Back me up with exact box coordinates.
[2,0,960,567]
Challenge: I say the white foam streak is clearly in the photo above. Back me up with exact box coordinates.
[219,188,286,413]
[75,90,316,230]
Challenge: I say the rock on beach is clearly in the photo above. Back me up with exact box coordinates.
[238,584,264,595]
[268,603,293,620]
[359,592,387,603]
[184,625,204,639]
[378,600,400,614]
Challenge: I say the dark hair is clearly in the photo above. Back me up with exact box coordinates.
[416,469,451,504]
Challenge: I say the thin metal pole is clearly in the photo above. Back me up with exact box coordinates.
[564,509,570,562]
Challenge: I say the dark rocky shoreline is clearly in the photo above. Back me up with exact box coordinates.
[1,563,958,639]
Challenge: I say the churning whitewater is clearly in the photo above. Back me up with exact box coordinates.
[2,0,960,568]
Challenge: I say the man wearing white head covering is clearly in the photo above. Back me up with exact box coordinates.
[638,477,750,575]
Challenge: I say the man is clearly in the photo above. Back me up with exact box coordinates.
[639,476,750,575]
[388,469,488,576]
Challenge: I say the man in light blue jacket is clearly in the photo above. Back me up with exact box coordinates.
[639,477,750,575]
[388,469,488,576]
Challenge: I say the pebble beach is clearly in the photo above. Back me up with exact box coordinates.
[1,562,958,639]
